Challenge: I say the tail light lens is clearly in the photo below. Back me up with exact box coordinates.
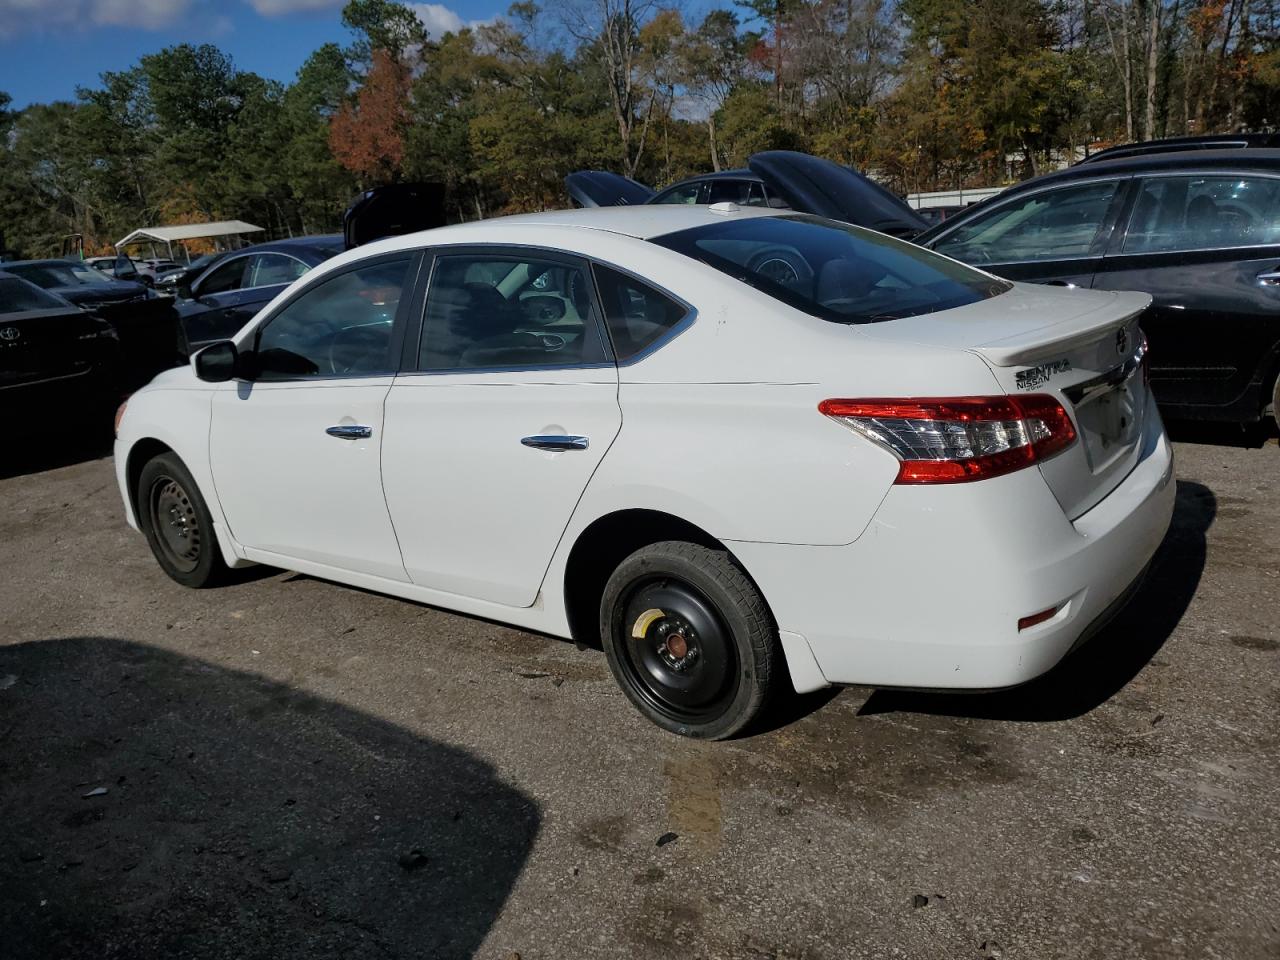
[819,395,1077,484]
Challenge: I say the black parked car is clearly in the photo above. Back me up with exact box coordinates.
[566,151,929,239]
[2,258,179,387]
[0,271,121,433]
[915,149,1280,426]
[174,235,344,356]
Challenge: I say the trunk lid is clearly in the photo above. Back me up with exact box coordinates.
[746,151,930,238]
[0,306,114,387]
[860,284,1154,519]
[564,170,656,208]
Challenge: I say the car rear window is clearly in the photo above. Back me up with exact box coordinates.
[651,214,1010,324]
[0,277,70,314]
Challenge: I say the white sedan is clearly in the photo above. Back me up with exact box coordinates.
[114,205,1176,738]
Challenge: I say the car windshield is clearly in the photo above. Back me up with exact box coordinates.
[651,214,1010,324]
[7,262,102,288]
[0,276,70,314]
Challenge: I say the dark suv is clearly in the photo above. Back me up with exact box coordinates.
[916,149,1280,427]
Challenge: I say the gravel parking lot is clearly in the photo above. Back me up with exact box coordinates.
[1,424,1278,960]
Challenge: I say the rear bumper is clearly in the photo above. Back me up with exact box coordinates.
[731,410,1176,691]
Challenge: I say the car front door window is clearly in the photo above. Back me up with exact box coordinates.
[198,258,248,296]
[933,181,1120,264]
[253,257,413,379]
[1123,176,1280,253]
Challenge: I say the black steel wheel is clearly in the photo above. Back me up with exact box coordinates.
[600,541,778,739]
[137,451,228,588]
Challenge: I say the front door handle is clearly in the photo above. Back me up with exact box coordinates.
[521,435,589,451]
[1257,268,1280,286]
[326,424,373,440]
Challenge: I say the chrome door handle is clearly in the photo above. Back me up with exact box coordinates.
[1257,269,1280,285]
[521,435,589,451]
[326,424,373,440]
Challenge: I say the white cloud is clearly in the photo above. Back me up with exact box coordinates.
[245,0,342,14]
[0,0,191,32]
[410,3,497,40]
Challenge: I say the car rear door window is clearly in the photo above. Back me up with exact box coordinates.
[247,253,309,288]
[932,181,1120,263]
[707,179,769,207]
[1123,175,1280,253]
[593,264,688,360]
[252,257,412,379]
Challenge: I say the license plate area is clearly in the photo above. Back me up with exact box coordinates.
[1074,373,1143,471]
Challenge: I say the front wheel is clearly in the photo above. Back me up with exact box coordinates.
[599,541,778,739]
[137,451,228,588]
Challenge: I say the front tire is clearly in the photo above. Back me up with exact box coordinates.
[137,452,228,588]
[599,541,778,739]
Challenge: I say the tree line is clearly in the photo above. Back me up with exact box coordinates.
[1,0,1277,258]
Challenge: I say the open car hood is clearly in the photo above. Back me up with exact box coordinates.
[564,171,656,208]
[747,151,929,238]
[343,182,448,250]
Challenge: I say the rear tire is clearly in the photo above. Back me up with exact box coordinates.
[599,541,778,739]
[137,452,228,588]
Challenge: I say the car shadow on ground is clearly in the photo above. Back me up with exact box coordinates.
[856,479,1215,724]
[0,636,539,960]
[1,424,115,482]
[1165,417,1278,449]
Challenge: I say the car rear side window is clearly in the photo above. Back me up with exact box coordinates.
[1123,175,1280,253]
[652,214,1008,325]
[593,264,688,360]
[419,254,607,371]
[253,257,412,379]
[247,254,309,287]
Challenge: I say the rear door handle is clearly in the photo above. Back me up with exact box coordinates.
[326,424,373,440]
[521,435,589,451]
[1257,269,1280,285]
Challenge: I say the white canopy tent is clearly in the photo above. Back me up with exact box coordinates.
[114,220,265,262]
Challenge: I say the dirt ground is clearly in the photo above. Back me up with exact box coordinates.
[1,422,1277,960]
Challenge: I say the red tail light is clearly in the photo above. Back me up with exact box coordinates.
[819,395,1077,484]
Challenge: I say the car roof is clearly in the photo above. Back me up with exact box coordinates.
[383,205,784,245]
[1002,147,1280,195]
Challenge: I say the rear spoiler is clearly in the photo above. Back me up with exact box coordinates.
[343,183,448,250]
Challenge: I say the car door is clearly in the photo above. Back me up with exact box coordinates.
[231,252,312,327]
[181,255,252,349]
[924,177,1129,286]
[1091,172,1280,416]
[209,253,423,581]
[381,248,622,607]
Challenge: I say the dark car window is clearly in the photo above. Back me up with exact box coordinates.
[0,276,69,313]
[198,258,249,296]
[653,214,1010,325]
[932,181,1119,264]
[6,262,97,288]
[420,254,606,371]
[1123,175,1280,253]
[706,179,770,207]
[593,264,687,360]
[253,258,412,380]
[651,182,706,205]
[247,253,309,288]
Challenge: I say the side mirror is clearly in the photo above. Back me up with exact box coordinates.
[177,282,194,300]
[192,340,240,382]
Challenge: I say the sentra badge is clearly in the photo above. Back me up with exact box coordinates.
[1015,358,1071,390]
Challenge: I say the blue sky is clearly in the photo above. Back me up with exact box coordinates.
[0,0,507,108]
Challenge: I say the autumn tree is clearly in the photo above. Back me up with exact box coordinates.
[330,49,412,184]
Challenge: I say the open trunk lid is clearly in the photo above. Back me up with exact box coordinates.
[747,151,930,238]
[564,171,656,208]
[860,284,1155,519]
